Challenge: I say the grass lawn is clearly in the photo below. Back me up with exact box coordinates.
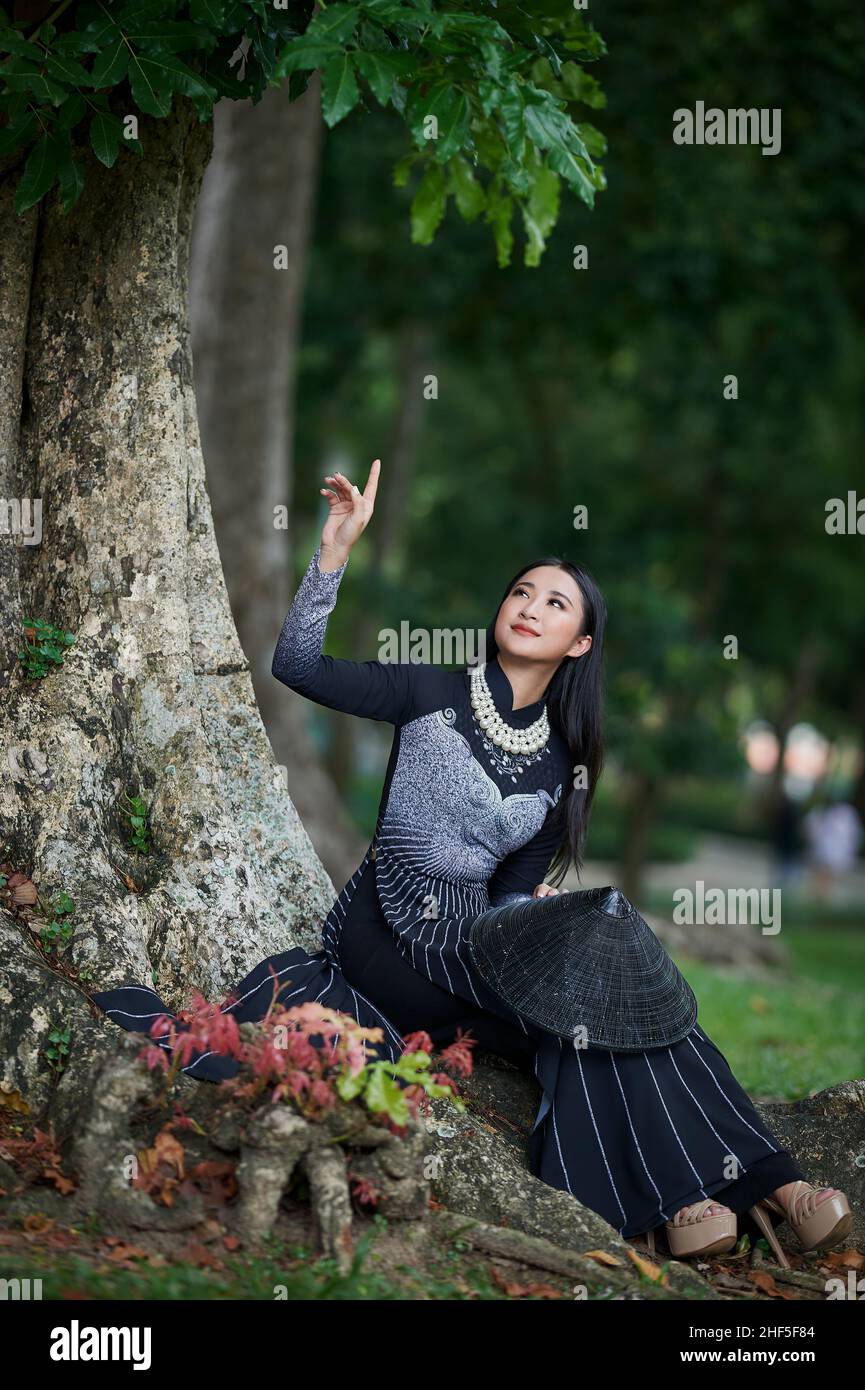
[669,924,865,1100]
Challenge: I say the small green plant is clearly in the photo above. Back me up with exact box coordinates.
[122,792,151,854]
[18,617,75,679]
[336,1047,464,1129]
[44,1024,71,1073]
[39,890,75,953]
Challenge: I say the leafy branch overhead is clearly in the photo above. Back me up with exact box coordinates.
[0,0,607,265]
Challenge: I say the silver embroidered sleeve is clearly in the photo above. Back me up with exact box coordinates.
[271,544,349,689]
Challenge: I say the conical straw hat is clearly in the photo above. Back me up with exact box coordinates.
[468,885,697,1051]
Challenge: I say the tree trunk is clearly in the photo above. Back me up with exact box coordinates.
[188,74,365,886]
[619,768,660,903]
[0,94,334,1119]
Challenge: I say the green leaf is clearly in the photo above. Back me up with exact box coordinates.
[522,92,582,157]
[560,61,606,110]
[90,111,124,165]
[128,53,217,117]
[428,10,511,48]
[432,89,471,163]
[119,20,216,51]
[352,50,393,106]
[45,52,95,87]
[53,30,103,54]
[15,133,59,212]
[562,20,606,59]
[273,37,341,77]
[360,0,430,30]
[476,79,499,118]
[534,35,562,80]
[353,49,412,106]
[128,52,173,115]
[159,53,218,103]
[90,37,130,88]
[3,60,69,104]
[448,154,485,222]
[190,0,227,25]
[364,1065,410,1126]
[485,180,514,268]
[335,1068,366,1101]
[0,27,43,60]
[498,82,526,159]
[57,93,87,130]
[407,81,471,162]
[287,70,311,102]
[0,110,37,155]
[520,90,597,205]
[546,139,596,206]
[478,41,504,85]
[320,52,359,127]
[576,120,606,161]
[410,160,447,245]
[306,2,360,45]
[391,150,419,187]
[521,162,560,267]
[55,131,85,211]
[472,121,506,171]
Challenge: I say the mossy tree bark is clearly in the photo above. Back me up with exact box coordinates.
[0,94,334,1118]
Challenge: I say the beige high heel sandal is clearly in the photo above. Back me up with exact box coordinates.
[665,1200,738,1258]
[748,1182,853,1269]
[637,1200,737,1260]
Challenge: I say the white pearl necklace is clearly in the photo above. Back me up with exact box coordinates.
[469,662,550,754]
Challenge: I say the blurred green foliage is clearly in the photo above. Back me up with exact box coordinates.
[292,0,865,867]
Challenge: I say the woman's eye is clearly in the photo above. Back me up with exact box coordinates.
[514,586,562,608]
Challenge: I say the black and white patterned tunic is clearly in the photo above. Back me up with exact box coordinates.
[93,546,804,1238]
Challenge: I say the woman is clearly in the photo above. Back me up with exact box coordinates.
[93,458,852,1264]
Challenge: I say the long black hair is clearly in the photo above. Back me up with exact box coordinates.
[480,555,607,887]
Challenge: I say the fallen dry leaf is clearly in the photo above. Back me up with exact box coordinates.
[102,1242,151,1263]
[176,1241,224,1271]
[0,1086,30,1115]
[749,1270,784,1297]
[820,1249,864,1271]
[584,1249,623,1267]
[626,1247,668,1284]
[22,1212,55,1233]
[489,1267,564,1298]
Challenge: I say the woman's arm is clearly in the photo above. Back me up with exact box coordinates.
[271,543,417,725]
[486,809,566,906]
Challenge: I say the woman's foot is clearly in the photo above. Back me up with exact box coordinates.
[756,1180,853,1259]
[663,1199,737,1258]
[771,1181,839,1216]
[673,1201,732,1220]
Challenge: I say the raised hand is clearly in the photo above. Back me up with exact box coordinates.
[319,459,381,569]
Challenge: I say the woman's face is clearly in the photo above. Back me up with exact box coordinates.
[494,565,592,664]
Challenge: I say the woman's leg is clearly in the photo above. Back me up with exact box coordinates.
[525,1023,816,1240]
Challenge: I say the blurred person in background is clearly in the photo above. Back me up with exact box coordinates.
[771,790,804,893]
[803,789,864,903]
